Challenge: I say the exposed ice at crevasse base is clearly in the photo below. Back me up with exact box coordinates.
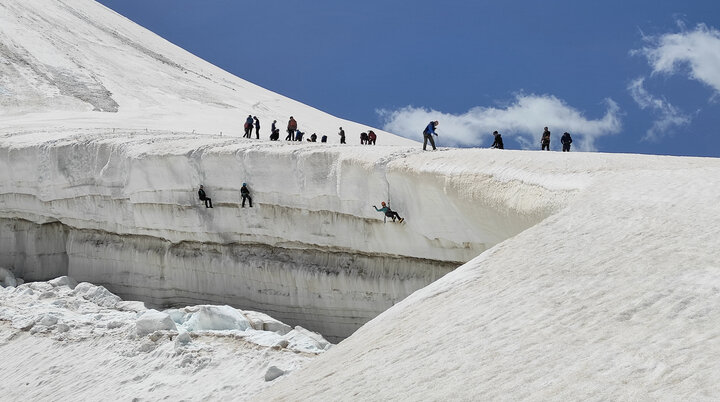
[0,275,331,354]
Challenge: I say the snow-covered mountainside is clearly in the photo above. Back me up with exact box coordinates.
[3,0,720,400]
[260,155,720,400]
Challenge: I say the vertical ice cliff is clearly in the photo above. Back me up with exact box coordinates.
[0,130,578,339]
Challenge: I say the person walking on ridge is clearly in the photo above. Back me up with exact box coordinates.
[423,120,438,151]
[286,117,297,141]
[541,127,551,151]
[244,115,253,138]
[360,132,369,145]
[368,130,377,145]
[561,132,572,152]
[240,183,252,208]
[373,202,404,223]
[198,185,213,208]
[254,116,260,139]
[491,131,504,149]
[338,127,346,144]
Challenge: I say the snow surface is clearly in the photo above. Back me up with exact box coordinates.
[0,276,330,401]
[2,0,720,400]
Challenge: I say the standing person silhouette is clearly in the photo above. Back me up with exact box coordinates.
[541,127,551,151]
[244,115,253,138]
[561,132,573,152]
[338,127,346,144]
[286,117,297,141]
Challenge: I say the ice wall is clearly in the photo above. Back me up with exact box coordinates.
[0,130,579,339]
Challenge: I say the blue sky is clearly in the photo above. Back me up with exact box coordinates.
[96,0,720,156]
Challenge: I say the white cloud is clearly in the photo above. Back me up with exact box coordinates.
[636,23,720,94]
[378,94,621,151]
[627,78,692,141]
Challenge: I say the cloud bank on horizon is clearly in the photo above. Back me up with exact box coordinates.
[382,23,720,152]
[380,94,621,152]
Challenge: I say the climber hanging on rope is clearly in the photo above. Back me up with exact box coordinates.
[373,201,404,223]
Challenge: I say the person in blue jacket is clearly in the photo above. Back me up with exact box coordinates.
[373,201,404,223]
[423,120,439,151]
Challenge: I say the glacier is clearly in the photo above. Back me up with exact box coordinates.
[0,127,575,340]
[3,0,720,400]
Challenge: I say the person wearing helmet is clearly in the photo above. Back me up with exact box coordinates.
[373,201,404,223]
[241,183,252,208]
[422,121,439,151]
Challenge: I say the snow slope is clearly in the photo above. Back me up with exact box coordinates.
[260,156,720,400]
[0,0,415,144]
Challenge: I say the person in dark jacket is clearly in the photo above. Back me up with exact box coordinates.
[286,117,297,141]
[541,127,551,151]
[240,183,252,208]
[338,127,346,144]
[253,116,260,139]
[198,185,213,208]
[373,201,403,223]
[561,132,572,152]
[310,133,317,142]
[491,131,504,149]
[270,120,279,140]
[295,130,304,141]
[244,115,253,138]
[367,130,377,145]
[423,121,438,151]
[360,132,369,145]
[321,134,328,143]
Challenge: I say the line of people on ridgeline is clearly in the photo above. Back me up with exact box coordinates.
[421,120,573,152]
[240,115,379,145]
